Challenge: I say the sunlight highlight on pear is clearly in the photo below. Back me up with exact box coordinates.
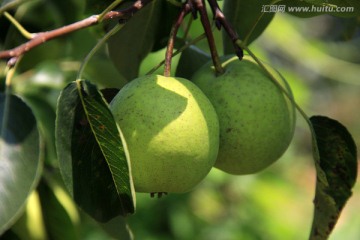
[110,75,219,193]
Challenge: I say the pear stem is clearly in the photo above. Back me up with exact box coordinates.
[164,3,191,77]
[207,0,243,59]
[147,32,207,75]
[193,0,224,75]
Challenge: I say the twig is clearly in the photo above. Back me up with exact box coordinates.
[182,14,193,40]
[98,0,125,22]
[3,11,34,39]
[193,0,223,74]
[0,15,96,61]
[0,0,153,64]
[163,3,191,77]
[147,32,207,75]
[207,0,243,59]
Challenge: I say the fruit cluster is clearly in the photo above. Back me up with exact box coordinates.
[110,55,296,194]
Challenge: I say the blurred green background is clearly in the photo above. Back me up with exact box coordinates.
[0,0,359,239]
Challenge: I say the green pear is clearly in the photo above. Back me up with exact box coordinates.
[110,75,219,193]
[192,55,296,175]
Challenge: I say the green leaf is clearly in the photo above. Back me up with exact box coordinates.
[309,115,357,240]
[222,0,275,51]
[55,80,135,222]
[278,0,360,18]
[78,80,135,213]
[107,0,162,81]
[83,54,128,89]
[175,45,211,79]
[151,1,181,51]
[0,94,42,235]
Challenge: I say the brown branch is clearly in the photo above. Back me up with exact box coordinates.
[0,0,153,63]
[192,0,224,74]
[207,0,243,59]
[0,15,98,60]
[163,3,191,77]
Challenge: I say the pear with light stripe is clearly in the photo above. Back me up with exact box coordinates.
[110,75,219,193]
[192,55,296,175]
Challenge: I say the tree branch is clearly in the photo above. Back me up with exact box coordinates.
[163,3,191,77]
[0,0,153,64]
[207,0,243,59]
[193,0,224,74]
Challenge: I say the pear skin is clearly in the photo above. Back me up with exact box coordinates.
[192,56,296,175]
[110,75,219,193]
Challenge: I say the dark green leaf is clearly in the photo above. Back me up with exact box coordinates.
[0,94,42,234]
[55,82,78,196]
[152,1,181,51]
[55,80,134,222]
[82,55,128,89]
[78,80,135,214]
[278,0,360,18]
[309,115,357,240]
[107,0,162,81]
[222,0,275,51]
[175,45,211,79]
